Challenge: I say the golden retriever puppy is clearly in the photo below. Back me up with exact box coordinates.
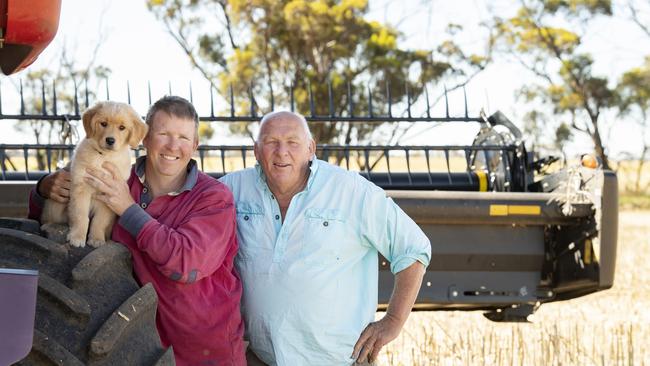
[41,101,147,247]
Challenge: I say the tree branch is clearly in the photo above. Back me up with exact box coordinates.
[629,2,650,38]
[217,0,239,50]
[162,15,225,98]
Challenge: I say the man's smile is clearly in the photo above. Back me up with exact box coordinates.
[161,154,179,161]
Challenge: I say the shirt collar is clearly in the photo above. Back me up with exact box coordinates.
[135,155,198,196]
[255,156,319,193]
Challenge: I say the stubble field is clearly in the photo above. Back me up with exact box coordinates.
[378,210,650,365]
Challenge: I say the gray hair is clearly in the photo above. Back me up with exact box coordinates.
[257,110,313,141]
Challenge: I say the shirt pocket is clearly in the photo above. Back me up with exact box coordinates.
[235,201,267,261]
[300,208,349,267]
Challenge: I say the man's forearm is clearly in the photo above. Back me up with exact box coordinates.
[385,261,426,326]
[351,260,427,362]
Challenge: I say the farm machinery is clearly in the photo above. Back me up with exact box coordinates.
[0,0,617,364]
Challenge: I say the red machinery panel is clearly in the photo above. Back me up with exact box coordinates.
[0,0,62,75]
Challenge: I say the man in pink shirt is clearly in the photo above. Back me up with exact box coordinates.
[29,96,245,365]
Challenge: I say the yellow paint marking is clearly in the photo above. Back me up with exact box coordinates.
[508,205,541,215]
[489,204,541,216]
[490,205,508,216]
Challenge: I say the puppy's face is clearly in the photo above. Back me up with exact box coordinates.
[82,102,148,151]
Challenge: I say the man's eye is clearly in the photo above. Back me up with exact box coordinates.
[119,125,126,131]
[100,122,108,127]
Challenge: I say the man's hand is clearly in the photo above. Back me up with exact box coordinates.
[84,162,134,216]
[38,169,71,203]
[351,261,426,363]
[351,313,403,363]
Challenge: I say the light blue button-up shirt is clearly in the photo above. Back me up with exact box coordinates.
[220,158,431,366]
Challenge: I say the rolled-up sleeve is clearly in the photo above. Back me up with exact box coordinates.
[27,175,49,221]
[360,182,431,274]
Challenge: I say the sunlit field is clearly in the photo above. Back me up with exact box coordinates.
[377,210,650,366]
[5,148,649,184]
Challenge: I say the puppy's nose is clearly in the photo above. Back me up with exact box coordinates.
[106,137,115,146]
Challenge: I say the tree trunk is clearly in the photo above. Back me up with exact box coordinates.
[589,115,610,170]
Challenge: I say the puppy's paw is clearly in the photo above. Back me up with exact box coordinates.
[87,238,106,247]
[67,233,87,248]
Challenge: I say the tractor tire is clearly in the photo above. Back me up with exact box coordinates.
[0,219,174,366]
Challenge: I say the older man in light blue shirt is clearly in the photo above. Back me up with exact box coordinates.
[220,111,430,366]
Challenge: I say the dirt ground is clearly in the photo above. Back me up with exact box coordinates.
[378,210,650,365]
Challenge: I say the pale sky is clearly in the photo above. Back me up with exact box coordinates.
[1,0,649,158]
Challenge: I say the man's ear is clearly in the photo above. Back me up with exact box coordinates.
[253,142,260,162]
[82,102,104,138]
[308,138,316,157]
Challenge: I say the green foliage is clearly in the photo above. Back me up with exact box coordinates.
[542,0,611,16]
[198,121,215,143]
[493,0,616,168]
[147,0,489,144]
[618,56,650,114]
[554,121,572,148]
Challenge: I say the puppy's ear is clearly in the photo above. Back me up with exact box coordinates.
[128,113,148,149]
[82,102,104,138]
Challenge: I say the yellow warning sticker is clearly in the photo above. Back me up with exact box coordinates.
[489,204,541,216]
[508,205,541,215]
[489,205,508,216]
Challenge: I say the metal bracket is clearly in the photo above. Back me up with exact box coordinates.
[483,303,537,322]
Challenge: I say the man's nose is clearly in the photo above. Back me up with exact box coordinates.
[165,138,181,149]
[276,142,289,154]
[106,137,115,146]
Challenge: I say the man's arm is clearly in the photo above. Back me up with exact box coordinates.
[85,162,236,284]
[351,261,426,363]
[28,169,71,220]
[127,194,236,284]
[353,179,431,363]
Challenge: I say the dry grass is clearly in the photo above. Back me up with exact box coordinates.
[377,210,650,365]
[614,160,650,194]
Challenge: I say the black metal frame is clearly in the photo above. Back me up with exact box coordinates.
[0,79,528,192]
[1,77,481,122]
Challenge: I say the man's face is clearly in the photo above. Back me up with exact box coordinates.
[254,116,315,192]
[143,111,198,179]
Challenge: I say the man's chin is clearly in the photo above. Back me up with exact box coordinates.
[156,164,183,176]
[268,174,296,186]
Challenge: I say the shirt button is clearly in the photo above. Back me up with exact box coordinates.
[323,221,329,227]
[244,215,249,221]
[275,214,280,220]
[142,187,148,193]
[140,202,147,209]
